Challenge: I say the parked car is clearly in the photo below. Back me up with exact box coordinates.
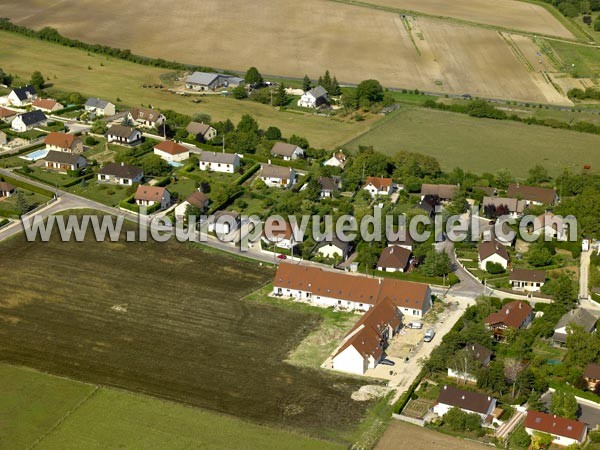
[407,322,423,329]
[277,254,287,260]
[380,358,395,366]
[423,329,436,342]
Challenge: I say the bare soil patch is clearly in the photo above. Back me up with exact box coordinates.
[376,421,489,450]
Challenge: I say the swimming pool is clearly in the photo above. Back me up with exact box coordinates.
[168,161,184,167]
[21,149,49,161]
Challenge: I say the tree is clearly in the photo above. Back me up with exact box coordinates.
[264,126,282,141]
[273,83,289,107]
[505,357,525,400]
[244,67,263,87]
[565,324,600,368]
[553,275,577,308]
[15,191,30,217]
[237,114,259,135]
[528,244,554,267]
[0,67,13,86]
[319,70,333,93]
[289,134,309,149]
[531,431,553,450]
[356,79,384,104]
[449,348,480,384]
[550,391,578,419]
[232,85,247,99]
[330,76,342,96]
[420,248,452,277]
[527,164,550,184]
[192,113,211,124]
[302,74,311,92]
[30,71,45,90]
[508,426,532,449]
[68,92,85,104]
[141,154,171,176]
[486,261,506,274]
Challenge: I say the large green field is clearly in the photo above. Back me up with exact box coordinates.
[344,106,600,177]
[0,364,343,450]
[0,30,375,149]
[0,228,376,445]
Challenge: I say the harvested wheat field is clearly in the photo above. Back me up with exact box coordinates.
[1,0,571,104]
[363,0,574,38]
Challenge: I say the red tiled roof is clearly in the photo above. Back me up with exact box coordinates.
[134,185,168,202]
[584,362,600,380]
[154,140,188,155]
[525,410,586,442]
[44,132,77,149]
[377,246,412,270]
[364,176,392,190]
[0,107,17,118]
[507,183,557,204]
[186,191,209,208]
[485,301,532,329]
[32,98,61,111]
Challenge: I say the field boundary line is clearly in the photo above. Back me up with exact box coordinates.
[27,385,100,450]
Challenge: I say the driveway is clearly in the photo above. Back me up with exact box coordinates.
[580,248,591,300]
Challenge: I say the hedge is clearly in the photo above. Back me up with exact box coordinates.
[53,104,83,115]
[235,163,260,185]
[0,142,46,160]
[373,270,459,286]
[62,172,95,188]
[0,174,54,197]
[207,189,244,215]
[394,369,426,413]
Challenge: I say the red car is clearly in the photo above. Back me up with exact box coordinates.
[277,254,287,260]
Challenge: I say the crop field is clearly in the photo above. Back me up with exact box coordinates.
[376,421,488,450]
[0,230,373,444]
[358,0,574,37]
[0,1,573,105]
[0,364,343,450]
[344,106,600,177]
[0,31,373,149]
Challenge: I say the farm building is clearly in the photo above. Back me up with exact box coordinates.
[185,72,244,91]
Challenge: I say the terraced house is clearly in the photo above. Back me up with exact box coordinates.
[272,263,432,316]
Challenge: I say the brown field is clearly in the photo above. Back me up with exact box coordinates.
[363,0,574,38]
[376,421,488,450]
[1,0,572,105]
[0,231,373,444]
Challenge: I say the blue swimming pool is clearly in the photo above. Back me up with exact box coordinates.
[168,161,184,167]
[21,149,49,161]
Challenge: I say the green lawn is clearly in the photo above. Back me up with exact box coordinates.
[167,176,198,199]
[0,30,376,149]
[23,166,80,187]
[0,364,343,450]
[548,39,600,78]
[344,106,600,177]
[0,190,50,217]
[68,179,132,206]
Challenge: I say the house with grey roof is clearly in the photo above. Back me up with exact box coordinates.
[199,152,240,173]
[185,72,244,91]
[106,125,142,145]
[260,164,296,188]
[298,85,329,108]
[8,85,37,107]
[186,121,217,142]
[270,142,304,161]
[98,162,144,185]
[44,151,87,173]
[11,110,48,132]
[553,308,597,347]
[84,98,116,117]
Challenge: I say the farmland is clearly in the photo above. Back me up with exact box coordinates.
[344,106,600,177]
[376,421,488,450]
[0,364,343,450]
[0,228,375,444]
[0,31,373,149]
[0,0,575,105]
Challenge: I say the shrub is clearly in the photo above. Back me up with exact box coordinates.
[486,261,506,274]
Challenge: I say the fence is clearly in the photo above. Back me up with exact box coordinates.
[392,413,425,427]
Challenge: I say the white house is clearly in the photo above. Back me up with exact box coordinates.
[174,190,209,221]
[98,162,144,185]
[128,107,165,129]
[272,263,432,316]
[507,183,558,206]
[44,132,83,153]
[8,85,37,107]
[134,186,171,211]
[154,140,190,163]
[316,237,352,261]
[532,212,568,241]
[297,85,329,109]
[32,98,63,112]
[84,98,116,117]
[11,110,47,132]
[524,411,587,447]
[323,151,347,169]
[447,343,492,383]
[261,219,302,250]
[106,125,142,145]
[363,176,393,197]
[377,246,412,273]
[478,239,510,271]
[208,211,241,236]
[199,152,240,173]
[553,308,597,348]
[331,297,402,375]
[270,142,304,161]
[433,385,497,422]
[509,268,545,292]
[0,181,16,198]
[186,122,217,142]
[260,164,296,188]
[44,151,87,173]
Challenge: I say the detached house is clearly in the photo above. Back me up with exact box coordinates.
[8,85,37,107]
[174,190,209,220]
[44,132,83,153]
[447,343,493,383]
[478,239,510,271]
[533,212,569,241]
[209,211,241,235]
[272,263,432,316]
[509,268,546,293]
[524,411,587,447]
[482,196,526,218]
[553,308,597,348]
[186,121,217,142]
[260,164,296,188]
[363,176,393,197]
[331,297,402,375]
[507,183,558,206]
[377,246,412,273]
[154,140,190,163]
[584,363,600,391]
[323,151,347,169]
[262,219,301,250]
[32,98,63,112]
[84,98,116,117]
[129,107,165,129]
[297,85,329,109]
[185,72,244,91]
[421,184,458,202]
[315,236,352,261]
[0,181,16,198]
[44,151,87,173]
[318,176,341,198]
[11,110,47,132]
[134,186,171,211]
[106,125,142,145]
[433,385,497,422]
[387,233,415,251]
[0,107,17,123]
[270,142,304,161]
[485,301,533,342]
[199,152,240,173]
[98,162,143,185]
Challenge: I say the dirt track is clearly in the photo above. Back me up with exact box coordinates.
[0,0,572,104]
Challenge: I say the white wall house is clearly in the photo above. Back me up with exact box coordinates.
[8,85,37,107]
[363,177,393,197]
[433,385,496,422]
[199,152,240,174]
[478,239,510,271]
[134,186,171,211]
[84,98,116,117]
[11,110,47,132]
[154,141,190,163]
[297,85,329,109]
[260,164,296,188]
[524,411,587,447]
[98,162,144,185]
